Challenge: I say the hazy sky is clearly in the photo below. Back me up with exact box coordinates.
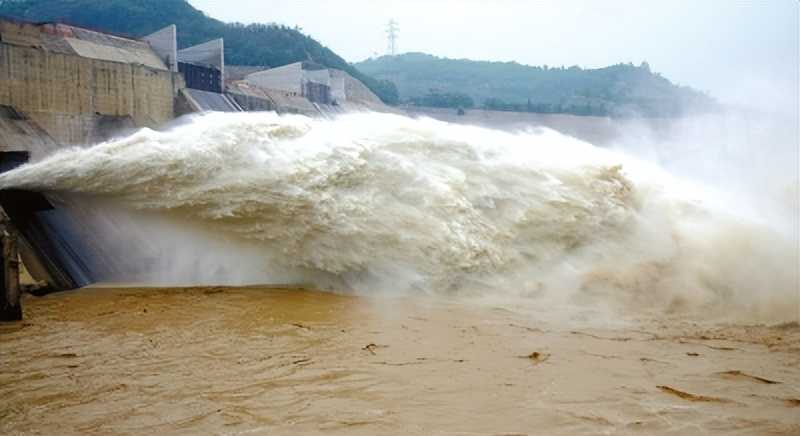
[189,1,798,104]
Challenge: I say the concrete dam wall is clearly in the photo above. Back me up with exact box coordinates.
[0,19,393,296]
[0,42,176,145]
[0,20,184,293]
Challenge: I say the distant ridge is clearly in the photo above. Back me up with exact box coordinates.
[357,52,715,117]
[0,0,400,104]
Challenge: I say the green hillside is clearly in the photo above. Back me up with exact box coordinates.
[0,0,399,104]
[356,53,715,117]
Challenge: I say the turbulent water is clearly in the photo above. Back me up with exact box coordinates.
[0,111,797,322]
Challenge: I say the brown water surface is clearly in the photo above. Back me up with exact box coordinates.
[1,287,798,435]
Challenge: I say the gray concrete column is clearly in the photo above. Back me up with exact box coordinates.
[0,224,21,321]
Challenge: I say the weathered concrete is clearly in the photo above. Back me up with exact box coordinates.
[0,105,59,158]
[226,87,276,113]
[331,69,385,107]
[26,112,137,147]
[0,19,184,146]
[227,81,319,115]
[0,20,168,71]
[180,88,241,113]
[0,222,21,321]
[225,65,269,85]
[241,63,392,114]
[0,43,177,134]
[245,62,304,94]
[143,25,178,72]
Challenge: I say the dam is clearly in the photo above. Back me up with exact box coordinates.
[0,18,794,326]
[0,17,645,320]
[0,3,797,435]
[0,18,393,319]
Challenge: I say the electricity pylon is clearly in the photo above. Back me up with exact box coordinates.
[386,19,399,56]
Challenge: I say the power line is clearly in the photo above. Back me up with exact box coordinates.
[386,19,398,56]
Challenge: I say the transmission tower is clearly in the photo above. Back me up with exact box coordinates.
[386,19,399,56]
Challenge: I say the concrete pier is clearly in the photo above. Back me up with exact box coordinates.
[0,221,21,321]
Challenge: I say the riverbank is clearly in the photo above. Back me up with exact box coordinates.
[2,286,798,435]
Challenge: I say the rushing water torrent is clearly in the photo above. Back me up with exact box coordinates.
[0,111,796,322]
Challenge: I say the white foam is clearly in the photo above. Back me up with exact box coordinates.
[1,111,796,322]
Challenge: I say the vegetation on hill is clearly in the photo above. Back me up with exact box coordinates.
[0,0,399,104]
[356,53,715,117]
[409,90,474,110]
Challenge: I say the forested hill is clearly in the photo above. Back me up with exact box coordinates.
[356,53,715,117]
[0,0,399,104]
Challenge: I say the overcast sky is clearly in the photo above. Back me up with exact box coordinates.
[189,1,798,104]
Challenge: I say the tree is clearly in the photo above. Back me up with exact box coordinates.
[356,52,716,118]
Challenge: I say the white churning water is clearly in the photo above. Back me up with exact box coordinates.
[1,111,796,322]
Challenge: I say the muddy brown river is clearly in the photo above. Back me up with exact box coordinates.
[2,286,799,435]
